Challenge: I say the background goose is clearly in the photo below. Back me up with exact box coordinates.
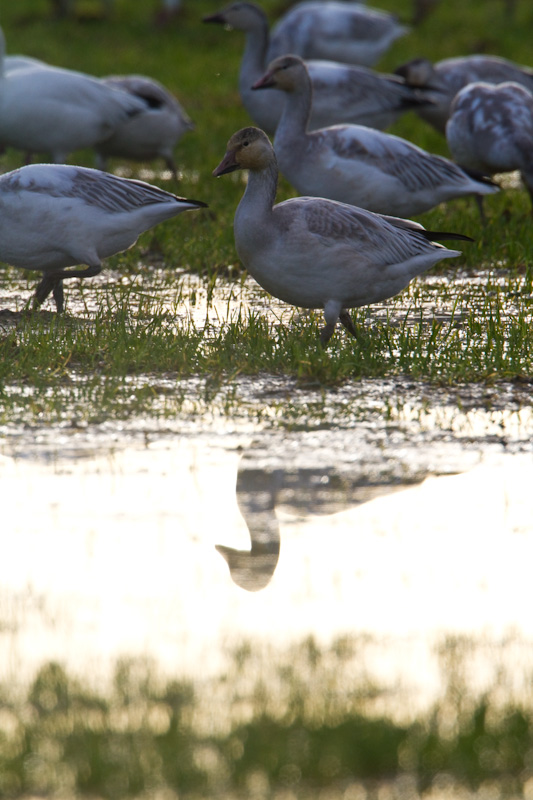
[253,55,499,218]
[203,1,426,135]
[0,164,206,312]
[94,75,194,179]
[5,55,48,72]
[395,54,533,134]
[269,1,409,67]
[0,26,146,164]
[446,81,533,210]
[212,127,471,345]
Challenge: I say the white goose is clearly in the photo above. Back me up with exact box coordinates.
[213,127,471,345]
[253,55,499,218]
[269,1,409,67]
[94,75,194,178]
[203,2,425,135]
[446,81,533,208]
[0,164,206,312]
[0,26,146,163]
[395,55,533,134]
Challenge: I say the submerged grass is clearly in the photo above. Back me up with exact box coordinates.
[1,266,532,424]
[1,634,533,799]
[1,1,533,421]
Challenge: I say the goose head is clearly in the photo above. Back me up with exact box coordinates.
[203,1,266,32]
[252,54,308,92]
[394,57,438,88]
[213,126,274,175]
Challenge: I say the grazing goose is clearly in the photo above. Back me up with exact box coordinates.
[446,81,533,209]
[0,26,146,163]
[203,2,425,134]
[213,127,471,345]
[269,1,409,67]
[94,75,194,178]
[0,164,206,312]
[395,55,533,134]
[253,55,499,218]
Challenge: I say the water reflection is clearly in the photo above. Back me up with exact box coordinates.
[218,460,425,591]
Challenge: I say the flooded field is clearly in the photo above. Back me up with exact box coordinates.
[1,267,533,799]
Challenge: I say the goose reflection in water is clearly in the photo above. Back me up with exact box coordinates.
[216,458,425,592]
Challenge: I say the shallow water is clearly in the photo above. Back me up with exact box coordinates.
[1,269,533,797]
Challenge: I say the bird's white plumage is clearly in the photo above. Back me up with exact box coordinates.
[213,127,466,343]
[0,26,145,162]
[269,0,409,66]
[446,81,533,203]
[94,75,194,176]
[0,163,205,310]
[254,56,498,217]
[395,55,533,134]
[204,2,422,134]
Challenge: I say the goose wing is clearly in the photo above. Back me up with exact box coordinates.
[2,165,205,213]
[316,125,480,191]
[277,196,464,264]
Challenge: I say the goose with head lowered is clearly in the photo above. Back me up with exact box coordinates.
[446,81,533,211]
[213,127,471,345]
[94,75,194,179]
[252,55,499,218]
[0,164,206,313]
[203,2,427,135]
[0,25,146,163]
[395,54,533,135]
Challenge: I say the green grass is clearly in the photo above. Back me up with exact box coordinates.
[1,634,533,799]
[1,0,533,422]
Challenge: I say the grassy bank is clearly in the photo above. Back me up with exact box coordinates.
[1,0,533,422]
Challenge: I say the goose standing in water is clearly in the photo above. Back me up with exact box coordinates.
[213,127,471,345]
[0,165,206,312]
[94,75,194,179]
[395,55,533,134]
[446,81,533,210]
[269,0,409,66]
[252,55,499,218]
[0,26,145,163]
[204,2,427,135]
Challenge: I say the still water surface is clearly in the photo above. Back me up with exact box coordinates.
[2,406,533,719]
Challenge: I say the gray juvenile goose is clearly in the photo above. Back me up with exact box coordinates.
[213,126,471,345]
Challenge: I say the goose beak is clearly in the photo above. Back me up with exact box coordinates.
[202,12,226,23]
[213,149,239,176]
[252,71,276,90]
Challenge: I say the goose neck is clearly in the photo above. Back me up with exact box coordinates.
[239,158,279,218]
[240,19,270,85]
[276,82,312,142]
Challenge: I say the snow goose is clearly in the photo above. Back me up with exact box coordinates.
[269,1,409,67]
[252,55,498,218]
[0,164,206,312]
[212,127,471,345]
[204,2,427,135]
[94,75,194,178]
[446,81,533,209]
[395,55,533,134]
[5,55,48,72]
[0,26,146,163]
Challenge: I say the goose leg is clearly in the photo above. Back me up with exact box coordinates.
[33,264,102,313]
[34,274,63,311]
[165,156,179,181]
[319,322,336,346]
[339,309,357,338]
